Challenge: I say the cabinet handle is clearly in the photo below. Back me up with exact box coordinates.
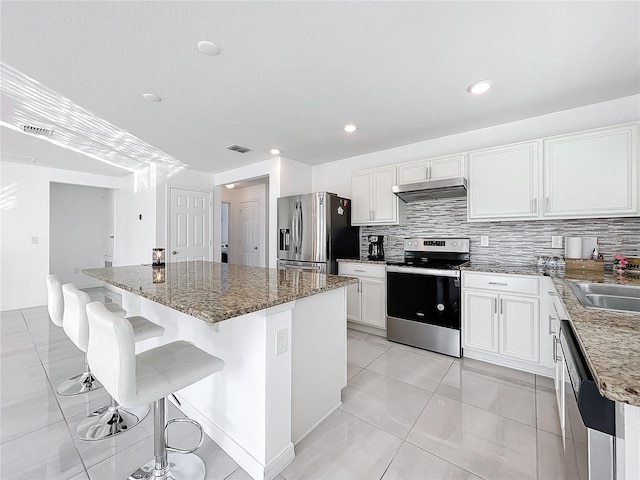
[548,291,557,296]
[500,299,503,315]
[555,337,562,362]
[427,166,431,180]
[494,298,497,314]
[488,282,508,286]
[553,335,557,364]
[533,198,538,214]
[548,314,555,335]
[354,269,365,273]
[546,197,550,212]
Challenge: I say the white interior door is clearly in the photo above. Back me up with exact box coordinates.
[238,199,260,266]
[169,187,211,262]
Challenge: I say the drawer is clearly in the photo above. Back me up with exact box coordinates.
[463,272,540,295]
[338,262,386,279]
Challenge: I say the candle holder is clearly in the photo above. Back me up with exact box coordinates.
[152,248,165,266]
[152,266,166,284]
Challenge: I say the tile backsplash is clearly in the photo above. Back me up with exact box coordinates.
[360,197,640,268]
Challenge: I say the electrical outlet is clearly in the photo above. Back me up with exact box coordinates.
[480,235,489,247]
[551,235,563,249]
[31,236,38,245]
[276,328,288,355]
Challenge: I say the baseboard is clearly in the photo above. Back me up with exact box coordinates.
[347,321,386,337]
[463,349,553,377]
[171,394,295,480]
[293,401,342,446]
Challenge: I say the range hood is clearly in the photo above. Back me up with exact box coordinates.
[392,177,467,202]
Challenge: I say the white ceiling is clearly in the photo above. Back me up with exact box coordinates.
[1,1,638,177]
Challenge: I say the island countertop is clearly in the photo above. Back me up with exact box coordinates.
[83,262,357,324]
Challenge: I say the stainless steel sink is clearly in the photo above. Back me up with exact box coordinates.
[567,281,640,313]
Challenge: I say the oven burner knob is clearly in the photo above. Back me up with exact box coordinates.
[413,241,418,246]
[452,242,457,246]
[437,303,445,311]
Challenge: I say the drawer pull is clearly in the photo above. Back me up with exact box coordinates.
[548,291,557,296]
[354,269,365,273]
[488,281,508,286]
[548,315,555,335]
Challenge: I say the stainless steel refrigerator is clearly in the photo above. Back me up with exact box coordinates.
[277,192,359,274]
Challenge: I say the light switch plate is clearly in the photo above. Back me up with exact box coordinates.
[551,236,563,249]
[480,236,489,247]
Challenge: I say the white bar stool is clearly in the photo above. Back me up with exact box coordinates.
[62,284,165,441]
[86,301,224,480]
[46,274,125,396]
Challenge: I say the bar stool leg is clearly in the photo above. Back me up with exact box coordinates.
[129,398,206,480]
[56,353,103,396]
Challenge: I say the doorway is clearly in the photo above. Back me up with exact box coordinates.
[49,183,112,287]
[220,177,268,267]
[221,202,230,263]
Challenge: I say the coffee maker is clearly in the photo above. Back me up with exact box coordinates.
[367,235,385,260]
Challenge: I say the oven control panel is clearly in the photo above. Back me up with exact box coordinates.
[404,238,469,253]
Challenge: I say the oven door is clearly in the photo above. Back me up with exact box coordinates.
[386,268,461,329]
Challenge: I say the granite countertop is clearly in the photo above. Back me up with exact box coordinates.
[462,263,640,406]
[337,258,389,265]
[83,262,357,324]
[550,273,640,407]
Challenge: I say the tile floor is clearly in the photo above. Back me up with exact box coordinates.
[1,289,582,479]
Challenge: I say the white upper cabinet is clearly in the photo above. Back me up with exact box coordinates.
[543,123,639,218]
[351,166,406,225]
[468,141,541,221]
[397,154,465,184]
[467,122,639,222]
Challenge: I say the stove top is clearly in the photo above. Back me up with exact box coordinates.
[386,258,468,270]
[388,237,470,272]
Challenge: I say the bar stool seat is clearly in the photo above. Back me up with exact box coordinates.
[87,301,224,480]
[62,284,165,440]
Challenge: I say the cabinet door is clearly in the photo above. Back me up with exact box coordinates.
[428,154,465,180]
[544,123,639,217]
[371,167,398,224]
[345,281,361,323]
[463,290,499,353]
[468,141,541,220]
[351,170,372,225]
[397,161,428,184]
[361,277,386,329]
[499,294,540,363]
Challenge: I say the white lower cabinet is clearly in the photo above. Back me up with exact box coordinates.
[338,262,386,332]
[462,272,549,375]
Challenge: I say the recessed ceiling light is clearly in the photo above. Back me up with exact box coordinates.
[270,148,280,155]
[225,183,235,189]
[344,124,358,133]
[467,80,492,95]
[197,40,221,56]
[142,93,162,103]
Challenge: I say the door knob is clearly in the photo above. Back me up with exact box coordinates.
[172,251,177,255]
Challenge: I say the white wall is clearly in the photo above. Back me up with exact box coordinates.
[312,95,640,197]
[49,183,109,288]
[0,161,124,310]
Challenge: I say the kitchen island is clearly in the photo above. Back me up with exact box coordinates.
[83,262,357,480]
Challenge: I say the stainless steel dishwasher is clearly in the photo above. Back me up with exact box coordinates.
[560,320,616,480]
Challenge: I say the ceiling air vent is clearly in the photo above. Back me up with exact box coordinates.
[226,144,251,154]
[1,153,36,164]
[22,124,54,137]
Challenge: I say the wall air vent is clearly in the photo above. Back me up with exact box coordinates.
[22,124,54,137]
[1,152,37,164]
[226,144,252,154]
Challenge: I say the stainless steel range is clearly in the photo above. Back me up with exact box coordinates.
[386,238,469,357]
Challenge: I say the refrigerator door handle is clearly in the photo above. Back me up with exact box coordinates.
[296,200,303,254]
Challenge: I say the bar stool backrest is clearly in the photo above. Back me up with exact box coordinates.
[62,284,92,352]
[86,301,137,406]
[46,274,64,327]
